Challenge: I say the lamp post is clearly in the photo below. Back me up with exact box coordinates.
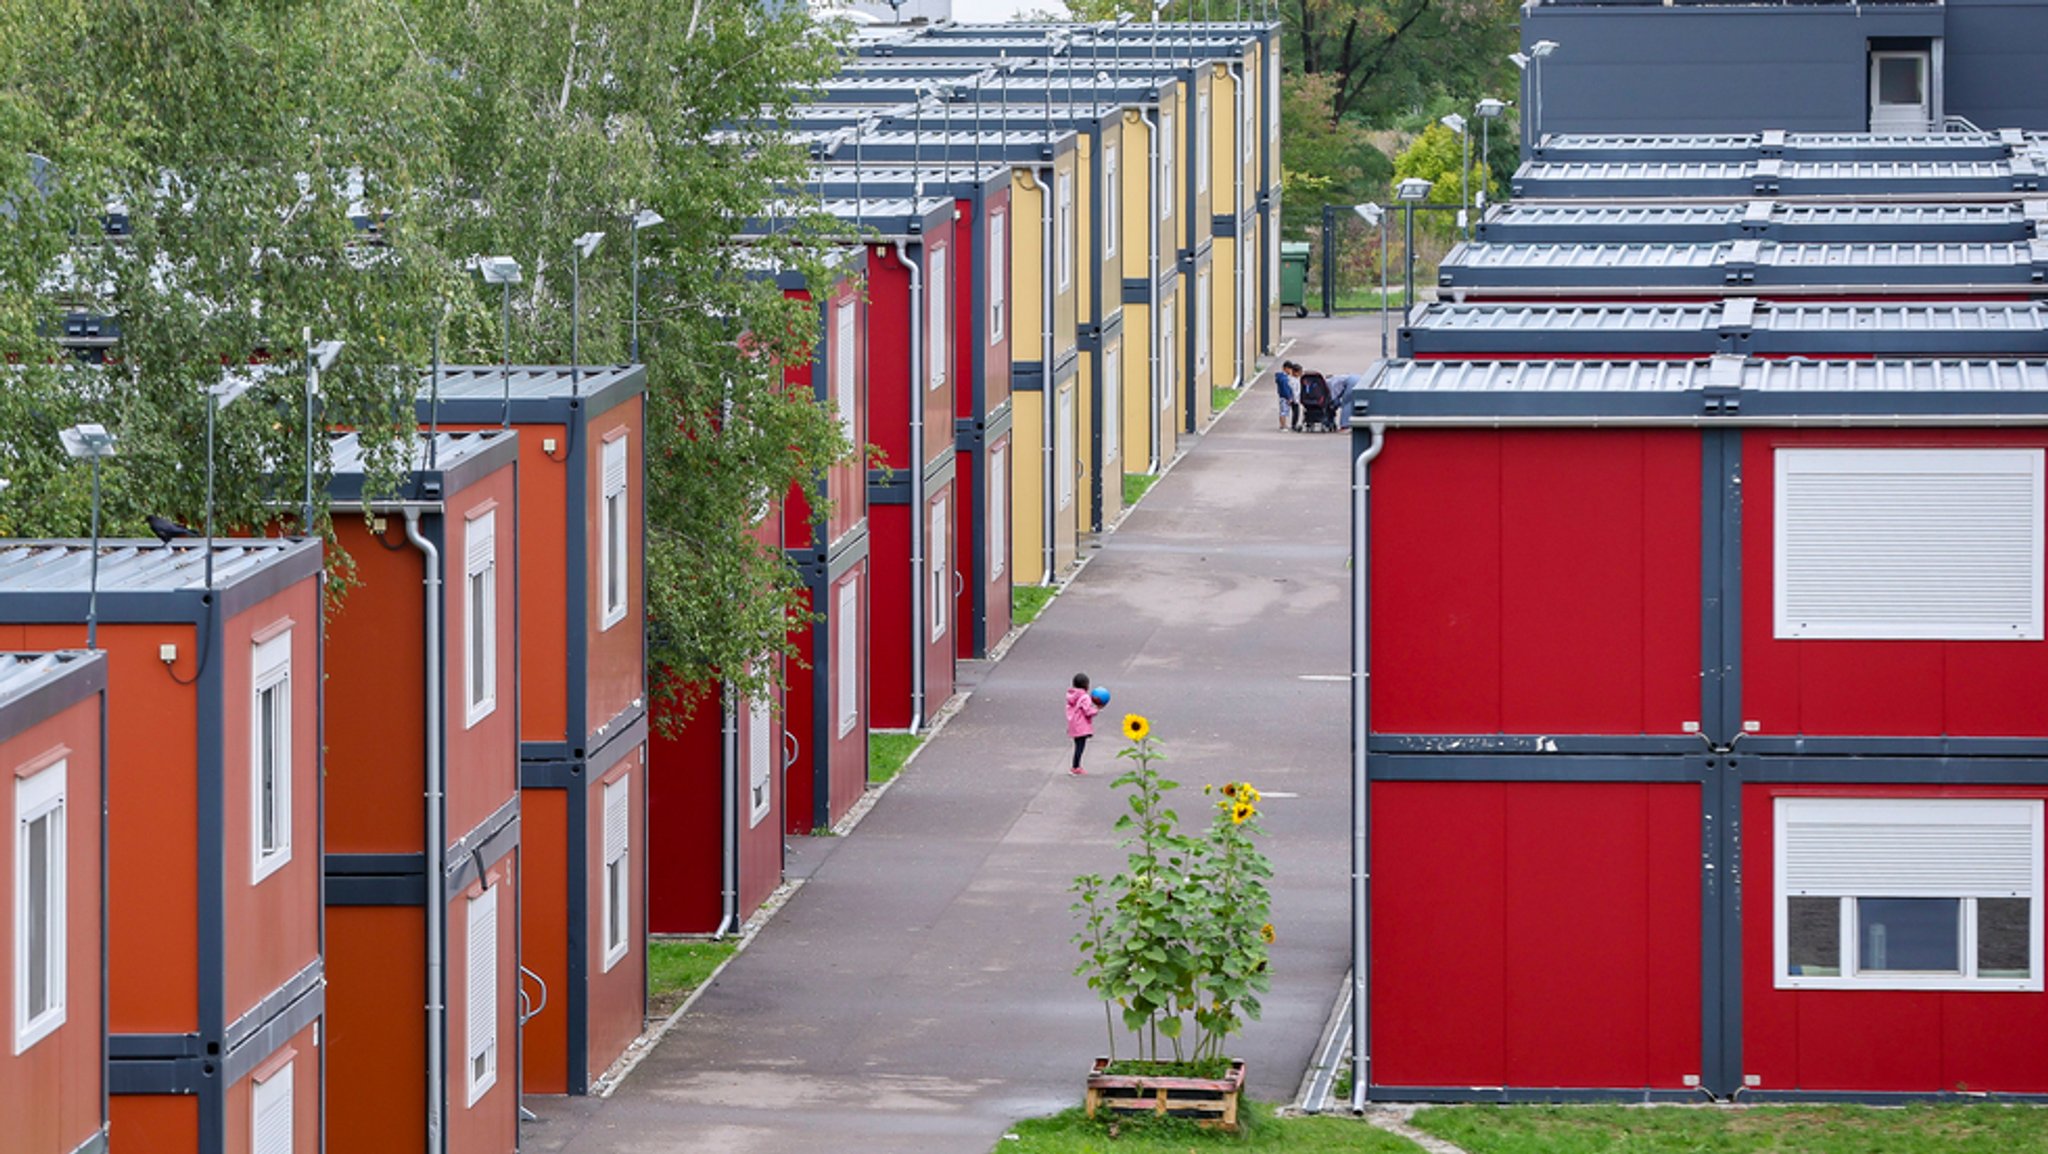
[1395,178,1432,323]
[1353,203,1388,359]
[302,332,344,532]
[1475,98,1508,213]
[476,256,523,428]
[1530,40,1559,145]
[1440,113,1469,239]
[1508,53,1531,154]
[202,372,262,592]
[570,231,606,397]
[58,424,116,650]
[629,210,661,364]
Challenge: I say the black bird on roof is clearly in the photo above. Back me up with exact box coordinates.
[147,515,200,545]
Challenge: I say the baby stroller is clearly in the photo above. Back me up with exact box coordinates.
[1296,371,1337,432]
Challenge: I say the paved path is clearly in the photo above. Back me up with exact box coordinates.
[529,315,1385,1154]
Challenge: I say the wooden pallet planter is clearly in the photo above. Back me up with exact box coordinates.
[1083,1058,1246,1132]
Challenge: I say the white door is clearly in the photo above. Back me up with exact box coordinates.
[1870,52,1930,132]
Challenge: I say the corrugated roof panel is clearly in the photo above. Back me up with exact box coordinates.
[1439,240,2048,290]
[1401,301,2048,357]
[0,540,307,594]
[1477,200,2042,244]
[1372,357,2048,393]
[327,430,509,477]
[0,653,80,710]
[419,365,642,404]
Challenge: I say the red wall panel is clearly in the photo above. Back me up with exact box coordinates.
[783,582,821,836]
[868,505,913,730]
[1741,429,2048,739]
[647,688,722,933]
[585,750,647,1081]
[585,399,647,746]
[864,248,912,470]
[1741,782,2048,1093]
[829,561,870,823]
[1372,430,1702,737]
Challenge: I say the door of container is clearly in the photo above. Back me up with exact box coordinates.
[1869,50,1931,133]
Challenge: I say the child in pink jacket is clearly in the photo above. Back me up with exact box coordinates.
[1066,672,1102,775]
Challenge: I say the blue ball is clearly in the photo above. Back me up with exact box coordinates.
[1091,687,1111,706]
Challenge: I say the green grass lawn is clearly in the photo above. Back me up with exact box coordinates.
[1013,583,1056,626]
[645,938,738,1017]
[868,730,925,785]
[1001,1103,1420,1153]
[1413,1104,2048,1154]
[1211,385,1242,413]
[1122,472,1160,507]
[1303,287,1411,314]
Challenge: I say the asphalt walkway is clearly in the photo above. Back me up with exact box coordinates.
[529,314,1385,1154]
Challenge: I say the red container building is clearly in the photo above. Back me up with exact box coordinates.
[320,431,523,1152]
[0,539,324,1151]
[1,651,107,1154]
[417,366,648,1096]
[1354,356,2048,1102]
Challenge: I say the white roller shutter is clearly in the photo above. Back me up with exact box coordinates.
[748,693,771,828]
[1780,797,2041,898]
[835,300,857,441]
[1775,448,2043,640]
[837,576,860,736]
[467,886,498,1103]
[252,1061,293,1154]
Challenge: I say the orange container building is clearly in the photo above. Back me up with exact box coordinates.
[0,650,108,1154]
[320,431,522,1152]
[0,539,324,1154]
[416,366,648,1095]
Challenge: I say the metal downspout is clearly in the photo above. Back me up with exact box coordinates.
[715,689,739,938]
[1040,167,1057,584]
[1137,107,1162,473]
[401,509,447,1154]
[1229,62,1247,390]
[1349,421,1386,1114]
[894,238,928,731]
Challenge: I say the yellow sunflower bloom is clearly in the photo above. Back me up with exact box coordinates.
[1260,922,1277,944]
[1122,713,1149,742]
[1231,802,1254,824]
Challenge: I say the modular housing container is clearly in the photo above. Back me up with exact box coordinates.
[1400,299,2048,358]
[762,249,874,832]
[1510,157,2045,201]
[1350,354,2048,1101]
[1517,0,2048,138]
[805,166,1012,660]
[1,651,107,1154]
[319,431,524,1153]
[1475,198,2048,246]
[415,365,648,1096]
[1435,239,2048,297]
[0,540,324,1153]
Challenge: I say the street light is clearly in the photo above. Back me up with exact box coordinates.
[570,231,606,397]
[1440,113,1470,239]
[1475,99,1508,212]
[204,370,264,592]
[302,331,343,532]
[1395,178,1433,323]
[1529,40,1559,145]
[628,211,663,366]
[476,256,523,428]
[58,423,116,650]
[1508,53,1532,153]
[1353,203,1389,359]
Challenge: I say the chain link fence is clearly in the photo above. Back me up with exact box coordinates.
[1306,203,1463,317]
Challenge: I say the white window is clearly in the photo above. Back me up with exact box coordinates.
[1057,385,1076,511]
[465,509,498,726]
[13,760,65,1054]
[836,576,860,737]
[1056,171,1074,294]
[1159,307,1176,414]
[930,497,949,641]
[466,885,499,1104]
[602,776,630,972]
[1774,448,2044,640]
[1197,91,1211,195]
[834,299,858,443]
[1160,110,1175,223]
[1103,346,1122,467]
[988,213,1006,342]
[1102,147,1119,257]
[1243,85,1256,171]
[1776,797,2044,992]
[1196,269,1211,374]
[601,437,629,631]
[747,693,772,828]
[990,444,1007,579]
[252,631,292,882]
[928,246,948,391]
[252,1059,293,1154]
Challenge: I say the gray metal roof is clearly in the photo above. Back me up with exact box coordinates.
[327,430,511,476]
[0,539,312,594]
[1533,129,2033,164]
[1400,300,2048,357]
[1476,199,2046,244]
[1367,356,2048,395]
[1437,239,2048,293]
[1512,157,2045,199]
[0,652,95,716]
[419,364,643,405]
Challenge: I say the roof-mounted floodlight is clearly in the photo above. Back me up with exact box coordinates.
[476,255,522,285]
[1531,39,1559,57]
[310,339,344,372]
[1476,98,1509,119]
[1440,113,1467,135]
[1507,52,1529,71]
[574,231,606,259]
[1396,178,1434,202]
[60,423,117,460]
[632,208,664,231]
[1353,203,1384,225]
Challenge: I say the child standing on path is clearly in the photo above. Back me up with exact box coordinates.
[1274,362,1297,431]
[1065,673,1102,775]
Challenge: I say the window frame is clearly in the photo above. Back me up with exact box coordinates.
[834,298,859,443]
[1160,110,1175,223]
[1101,148,1118,257]
[600,434,630,632]
[928,245,948,392]
[251,1058,294,1154]
[836,575,861,738]
[1774,796,2045,992]
[930,496,949,642]
[747,691,772,829]
[251,631,293,883]
[1103,345,1122,467]
[14,758,65,1054]
[988,212,1006,343]
[1055,170,1074,294]
[1057,384,1076,511]
[1197,90,1211,195]
[1196,268,1211,374]
[601,775,630,972]
[466,884,499,1104]
[464,508,499,727]
[990,443,1008,579]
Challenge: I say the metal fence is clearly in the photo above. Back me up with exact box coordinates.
[1310,203,1463,317]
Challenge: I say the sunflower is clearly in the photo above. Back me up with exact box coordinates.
[1122,713,1149,742]
[1231,801,1254,824]
[1221,782,1239,798]
[1260,922,1277,944]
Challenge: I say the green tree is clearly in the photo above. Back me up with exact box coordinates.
[1279,71,1391,238]
[1286,0,1522,125]
[1391,120,1488,239]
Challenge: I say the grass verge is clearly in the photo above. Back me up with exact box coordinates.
[1412,1104,2048,1154]
[645,938,738,1018]
[1211,385,1242,413]
[1122,472,1160,508]
[1001,1102,1421,1152]
[1013,584,1056,627]
[868,730,925,785]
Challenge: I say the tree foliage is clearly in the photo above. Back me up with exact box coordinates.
[1284,0,1521,126]
[0,0,853,716]
[1390,120,1490,238]
[1278,71,1390,238]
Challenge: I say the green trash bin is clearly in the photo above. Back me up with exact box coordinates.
[1279,242,1311,318]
